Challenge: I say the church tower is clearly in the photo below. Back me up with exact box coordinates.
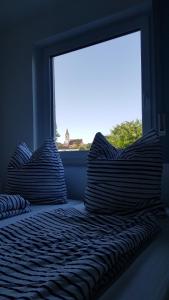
[64,129,70,146]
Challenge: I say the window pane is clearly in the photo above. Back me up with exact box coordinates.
[53,31,142,151]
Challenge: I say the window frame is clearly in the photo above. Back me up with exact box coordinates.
[33,12,154,165]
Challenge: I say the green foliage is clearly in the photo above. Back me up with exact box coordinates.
[107,119,142,149]
[55,129,60,142]
[57,143,63,149]
[79,143,91,151]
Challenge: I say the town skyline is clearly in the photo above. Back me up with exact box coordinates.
[57,120,142,150]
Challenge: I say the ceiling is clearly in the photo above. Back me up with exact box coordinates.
[0,0,66,30]
[0,0,151,32]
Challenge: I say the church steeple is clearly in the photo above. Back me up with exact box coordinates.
[64,129,70,146]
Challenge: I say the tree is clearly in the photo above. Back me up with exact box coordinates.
[107,119,142,149]
[79,143,91,151]
[55,129,60,142]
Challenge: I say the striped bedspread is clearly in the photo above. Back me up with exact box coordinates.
[0,208,159,300]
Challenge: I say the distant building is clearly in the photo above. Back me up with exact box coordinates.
[64,129,70,146]
[69,139,83,148]
[63,129,83,149]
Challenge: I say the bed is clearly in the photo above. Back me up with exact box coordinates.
[0,200,168,300]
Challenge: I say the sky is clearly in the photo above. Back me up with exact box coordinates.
[54,31,142,144]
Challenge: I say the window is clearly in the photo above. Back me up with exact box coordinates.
[35,14,153,156]
[53,31,142,151]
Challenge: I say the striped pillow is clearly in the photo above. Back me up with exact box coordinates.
[8,140,67,204]
[8,142,32,168]
[85,130,164,215]
[0,194,31,220]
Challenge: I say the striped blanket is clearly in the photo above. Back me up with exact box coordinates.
[0,208,159,300]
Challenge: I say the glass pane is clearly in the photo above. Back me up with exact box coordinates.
[53,31,142,151]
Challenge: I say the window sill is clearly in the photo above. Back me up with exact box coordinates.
[60,150,88,166]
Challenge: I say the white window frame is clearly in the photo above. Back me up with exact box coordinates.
[33,11,154,165]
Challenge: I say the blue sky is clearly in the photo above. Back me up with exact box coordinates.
[54,31,141,144]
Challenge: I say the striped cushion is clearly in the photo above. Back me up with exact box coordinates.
[0,194,30,219]
[88,131,119,160]
[8,140,67,204]
[85,130,164,215]
[8,142,32,168]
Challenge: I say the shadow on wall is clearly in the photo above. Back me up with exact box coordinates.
[64,166,87,200]
[61,151,88,200]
